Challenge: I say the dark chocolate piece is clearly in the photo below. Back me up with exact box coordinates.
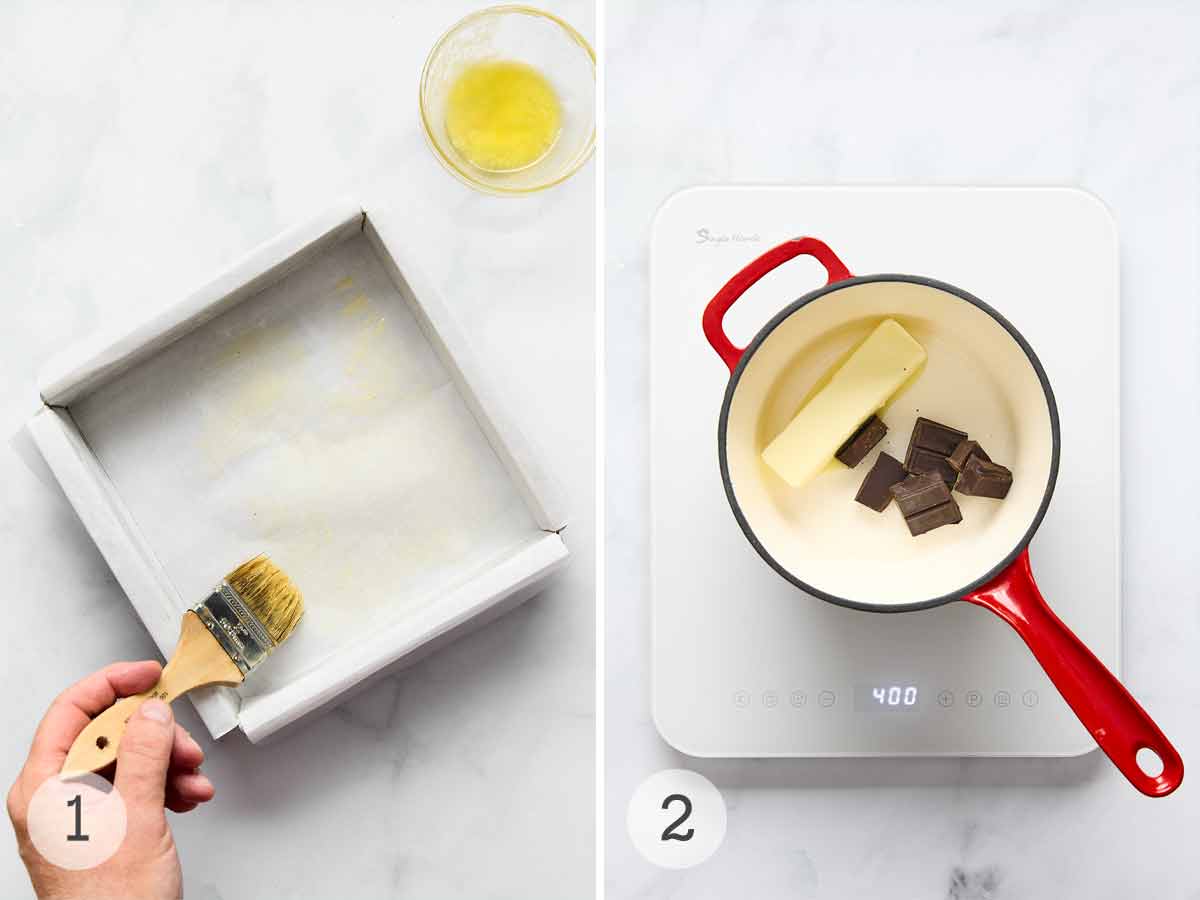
[905,498,963,536]
[836,415,888,468]
[855,452,907,512]
[954,456,1013,499]
[907,417,968,457]
[905,447,959,485]
[890,471,961,535]
[905,417,969,485]
[947,439,991,473]
[889,471,952,517]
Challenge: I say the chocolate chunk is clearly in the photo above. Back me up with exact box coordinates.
[905,447,959,485]
[947,439,991,473]
[907,417,968,457]
[855,452,906,512]
[889,471,952,517]
[836,415,888,468]
[890,472,961,535]
[905,498,963,536]
[954,455,1013,499]
[905,418,968,484]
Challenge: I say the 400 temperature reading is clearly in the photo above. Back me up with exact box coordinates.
[853,684,921,711]
[874,686,917,706]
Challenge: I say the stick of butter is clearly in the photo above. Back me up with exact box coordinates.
[761,319,926,488]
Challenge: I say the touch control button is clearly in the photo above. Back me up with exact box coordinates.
[965,690,982,708]
[937,690,954,707]
[733,690,750,708]
[762,691,778,709]
[1022,690,1038,708]
[789,690,807,708]
[994,690,1011,708]
[818,690,836,708]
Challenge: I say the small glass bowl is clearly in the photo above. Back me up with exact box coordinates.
[420,5,595,195]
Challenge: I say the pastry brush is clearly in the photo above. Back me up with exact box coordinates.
[62,554,303,776]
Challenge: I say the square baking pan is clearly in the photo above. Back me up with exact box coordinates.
[28,201,569,742]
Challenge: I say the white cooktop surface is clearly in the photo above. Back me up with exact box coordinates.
[650,186,1119,756]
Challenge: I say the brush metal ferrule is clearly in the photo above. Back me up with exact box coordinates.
[192,582,276,676]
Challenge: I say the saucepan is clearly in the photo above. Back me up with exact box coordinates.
[704,236,1182,797]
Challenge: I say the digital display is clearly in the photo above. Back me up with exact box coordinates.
[854,684,921,711]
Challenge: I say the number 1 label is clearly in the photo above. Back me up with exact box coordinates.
[25,773,125,870]
[66,794,89,842]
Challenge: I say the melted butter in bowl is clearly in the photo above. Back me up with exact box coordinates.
[445,60,562,173]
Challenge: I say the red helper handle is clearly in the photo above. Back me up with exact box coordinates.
[702,237,853,372]
[966,549,1183,797]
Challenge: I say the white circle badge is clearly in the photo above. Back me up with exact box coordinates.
[25,773,127,870]
[626,768,727,869]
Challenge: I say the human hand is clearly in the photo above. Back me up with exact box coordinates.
[7,661,215,900]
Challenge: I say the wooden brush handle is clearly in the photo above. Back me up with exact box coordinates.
[62,611,244,775]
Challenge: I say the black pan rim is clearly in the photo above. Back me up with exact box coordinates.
[717,272,1062,614]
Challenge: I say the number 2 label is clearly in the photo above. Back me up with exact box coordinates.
[628,769,726,869]
[660,794,694,842]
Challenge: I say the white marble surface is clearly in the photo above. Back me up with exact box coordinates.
[606,3,1199,899]
[0,2,594,898]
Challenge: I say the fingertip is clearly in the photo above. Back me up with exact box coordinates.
[172,724,205,769]
[180,725,202,755]
[113,659,162,676]
[111,660,163,693]
[123,658,163,673]
[192,772,214,798]
[139,699,172,724]
[169,771,215,803]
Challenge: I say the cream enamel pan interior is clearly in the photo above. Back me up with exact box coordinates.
[720,275,1058,610]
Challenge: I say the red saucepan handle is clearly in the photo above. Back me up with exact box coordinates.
[966,549,1183,797]
[702,237,853,372]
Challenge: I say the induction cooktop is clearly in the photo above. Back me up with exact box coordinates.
[650,186,1119,756]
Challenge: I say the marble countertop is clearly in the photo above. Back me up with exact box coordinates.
[0,2,594,898]
[605,2,1199,899]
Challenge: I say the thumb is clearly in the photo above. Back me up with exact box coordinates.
[115,699,174,814]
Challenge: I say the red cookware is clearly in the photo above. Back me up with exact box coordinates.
[704,236,1182,797]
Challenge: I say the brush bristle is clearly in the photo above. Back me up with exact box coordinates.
[224,554,304,646]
